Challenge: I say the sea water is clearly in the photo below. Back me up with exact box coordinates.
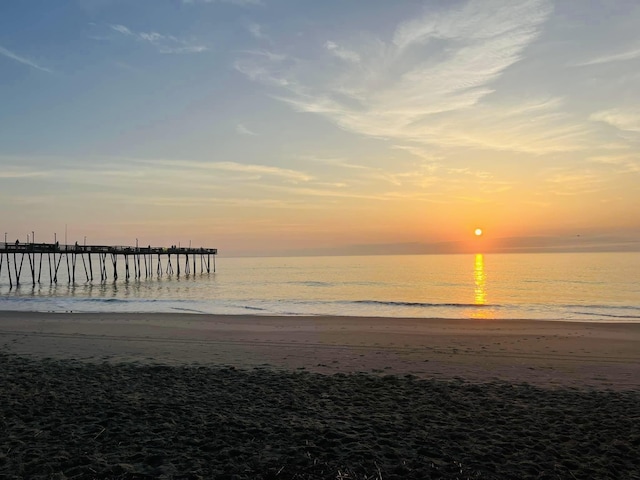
[0,252,638,322]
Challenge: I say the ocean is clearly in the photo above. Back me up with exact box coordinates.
[0,252,638,322]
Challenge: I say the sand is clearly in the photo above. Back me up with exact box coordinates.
[1,311,639,479]
[1,312,639,389]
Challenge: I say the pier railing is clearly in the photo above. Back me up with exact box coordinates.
[0,242,217,288]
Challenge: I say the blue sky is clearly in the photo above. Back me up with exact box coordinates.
[1,0,639,256]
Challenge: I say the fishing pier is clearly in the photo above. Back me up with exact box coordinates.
[0,242,217,288]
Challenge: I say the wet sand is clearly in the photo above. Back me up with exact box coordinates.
[1,312,639,478]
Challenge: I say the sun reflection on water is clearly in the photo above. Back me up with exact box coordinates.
[474,254,486,305]
[472,253,490,318]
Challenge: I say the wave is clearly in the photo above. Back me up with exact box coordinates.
[79,298,130,303]
[61,298,163,305]
[286,281,334,287]
[240,305,268,311]
[352,300,498,309]
[170,306,209,314]
[563,304,640,311]
[570,311,640,319]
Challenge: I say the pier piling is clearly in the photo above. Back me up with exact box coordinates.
[0,242,217,288]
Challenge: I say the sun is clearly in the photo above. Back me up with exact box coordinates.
[474,228,483,237]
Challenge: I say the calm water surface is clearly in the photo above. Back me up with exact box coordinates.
[0,253,638,322]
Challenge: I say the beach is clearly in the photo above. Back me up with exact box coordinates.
[1,312,639,478]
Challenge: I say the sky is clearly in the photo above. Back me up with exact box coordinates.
[1,0,639,256]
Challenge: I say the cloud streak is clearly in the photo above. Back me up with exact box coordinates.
[182,0,263,6]
[0,169,49,179]
[590,108,640,133]
[589,154,640,173]
[0,45,52,73]
[236,0,554,152]
[108,24,207,54]
[573,46,640,67]
[134,158,312,183]
[325,41,360,63]
[544,170,604,196]
[236,123,258,136]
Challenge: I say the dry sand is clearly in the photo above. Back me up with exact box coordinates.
[1,312,639,479]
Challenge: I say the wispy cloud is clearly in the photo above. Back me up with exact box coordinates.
[298,154,370,171]
[235,0,554,152]
[0,156,329,216]
[325,41,360,63]
[573,46,640,67]
[135,158,312,183]
[412,97,592,154]
[236,123,257,136]
[0,45,52,73]
[182,0,263,6]
[248,23,268,40]
[0,168,50,179]
[263,184,391,202]
[234,50,290,86]
[108,24,207,54]
[590,108,640,133]
[544,169,604,196]
[110,24,133,36]
[238,49,286,62]
[589,154,640,173]
[210,161,312,183]
[130,195,312,209]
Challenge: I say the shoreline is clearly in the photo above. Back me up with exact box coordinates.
[1,311,638,390]
[4,307,640,323]
[1,304,639,323]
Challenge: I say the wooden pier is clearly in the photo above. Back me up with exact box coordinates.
[0,242,217,288]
